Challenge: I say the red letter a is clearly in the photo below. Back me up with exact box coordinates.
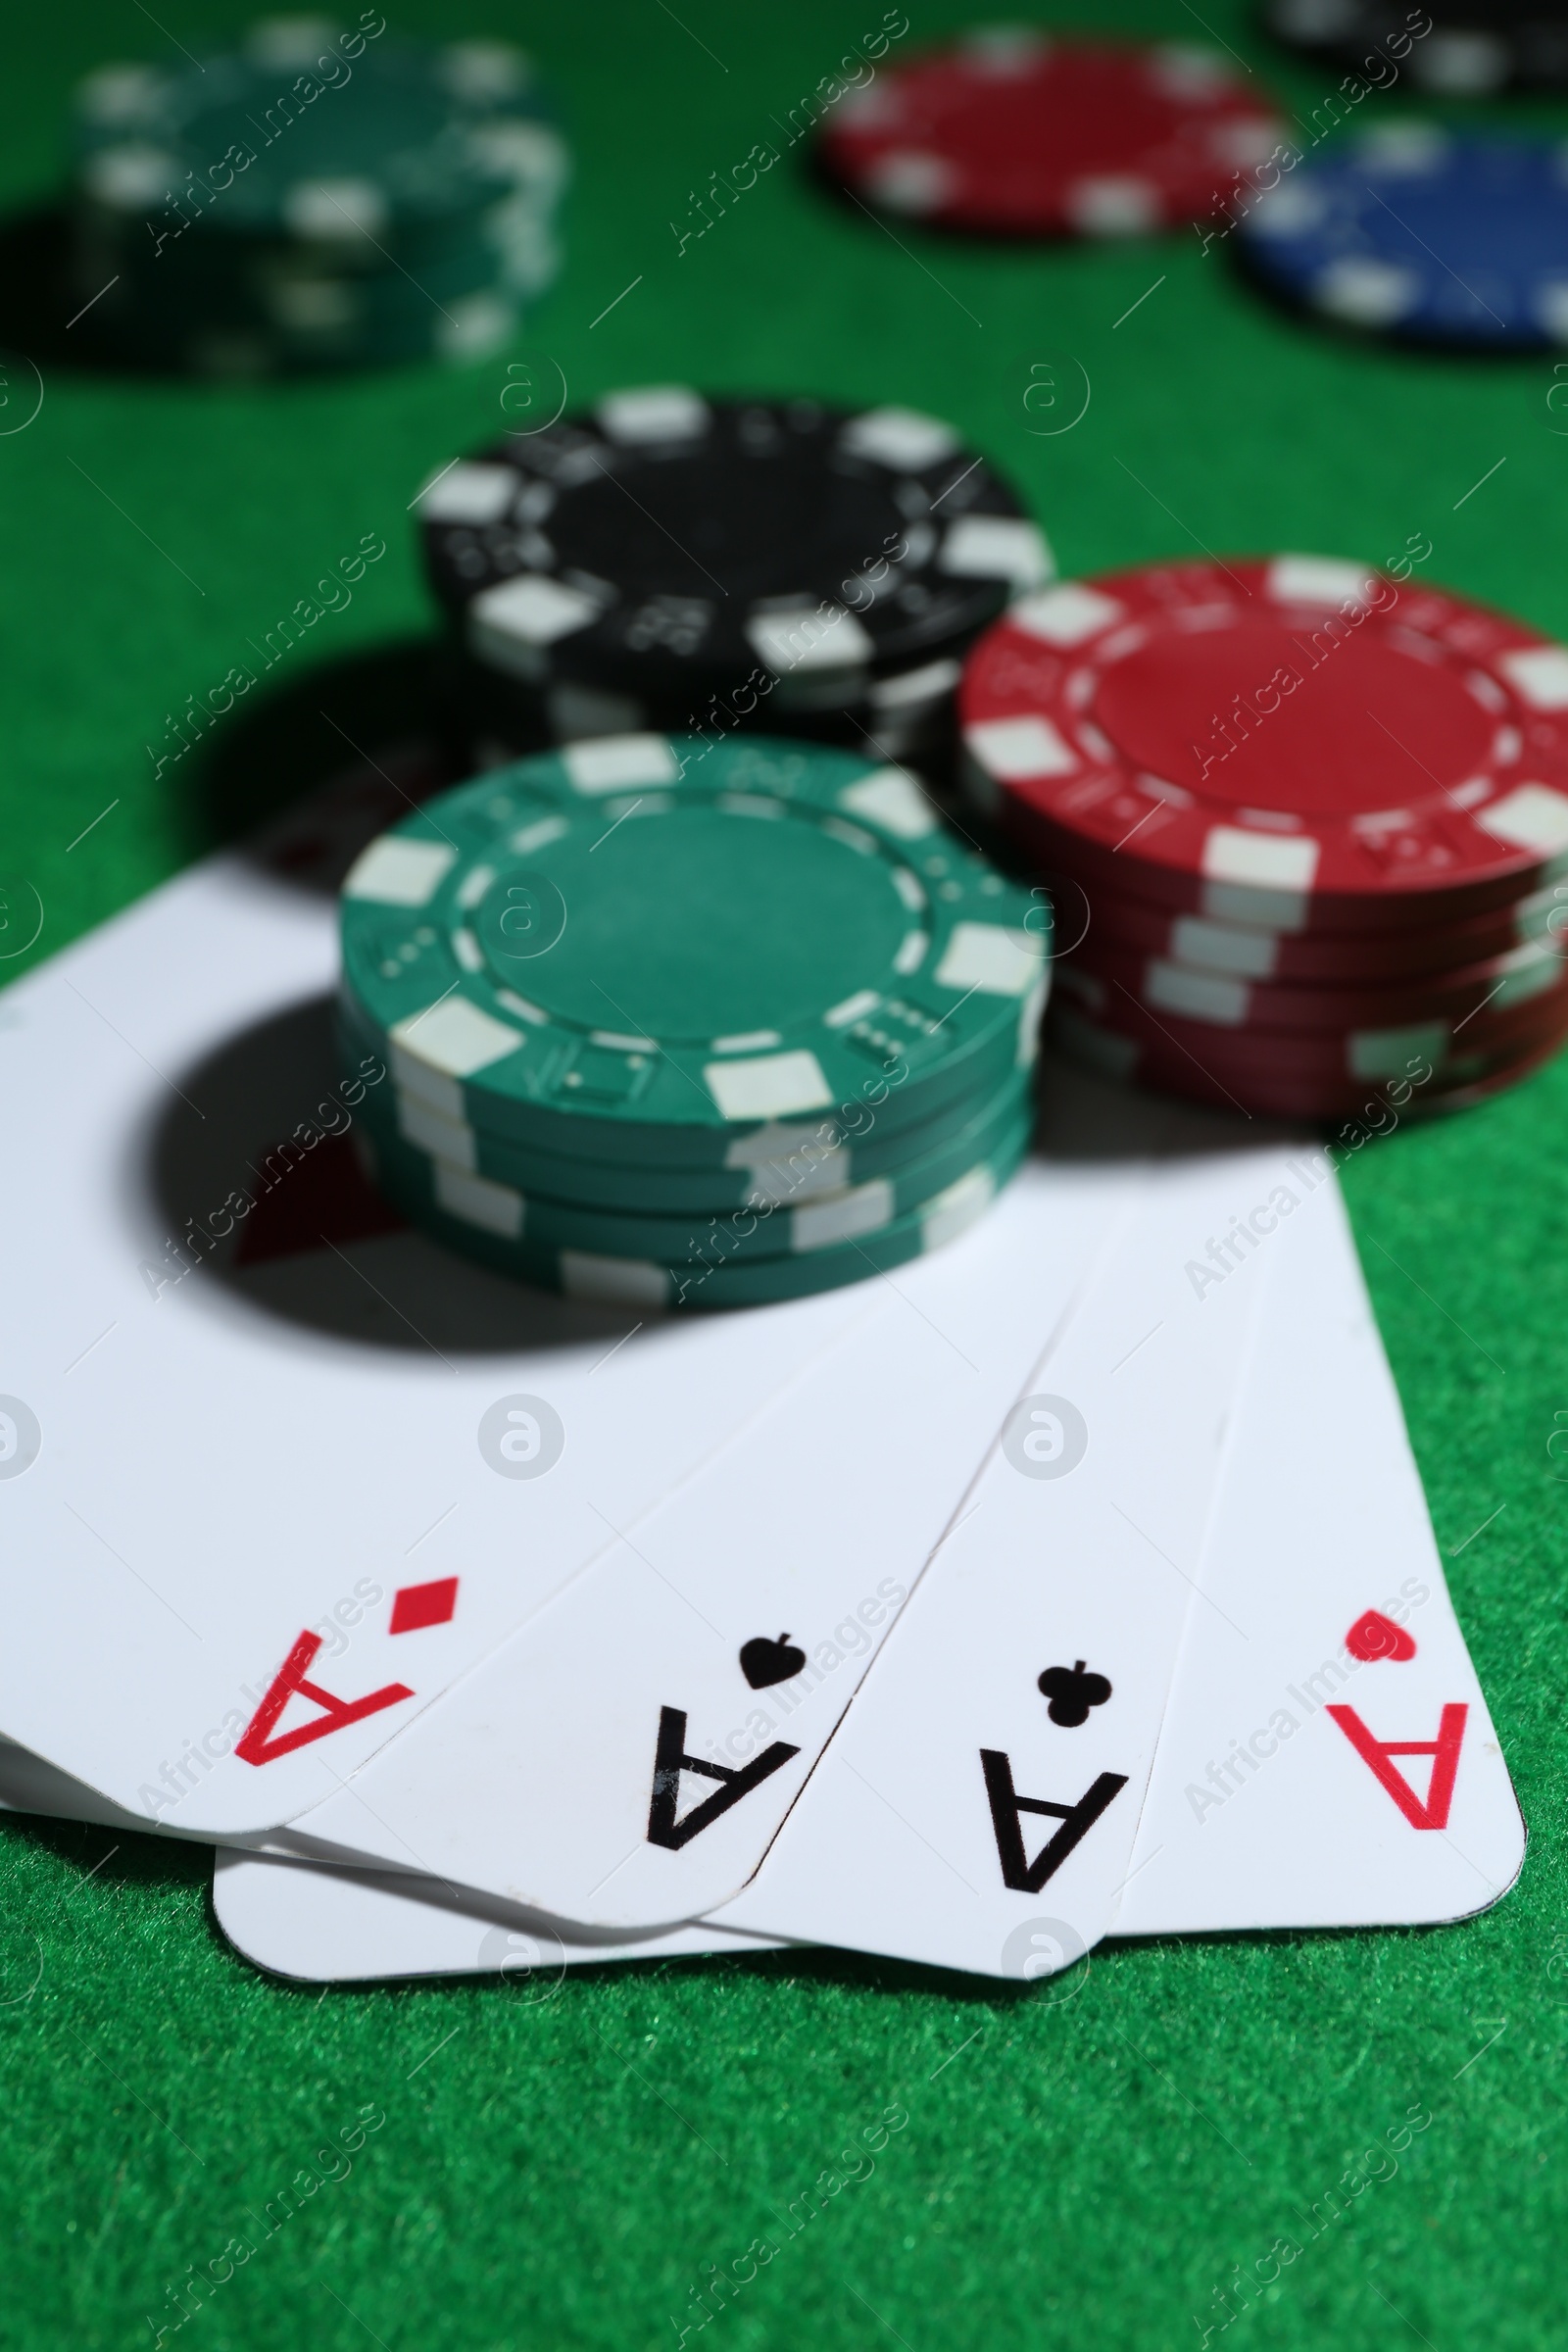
[235,1631,414,1766]
[1325,1702,1468,1830]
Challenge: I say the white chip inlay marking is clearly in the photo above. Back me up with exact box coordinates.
[1498,647,1568,711]
[964,715,1079,780]
[1475,783,1568,858]
[343,837,457,906]
[1145,961,1250,1026]
[417,461,516,524]
[792,1179,895,1253]
[862,152,956,214]
[1357,124,1451,173]
[84,144,181,208]
[824,990,881,1029]
[1169,915,1281,979]
[563,733,680,792]
[837,767,937,840]
[724,1121,836,1172]
[747,606,874,673]
[391,996,523,1079]
[921,1165,997,1251]
[1314,258,1422,325]
[562,1252,669,1306]
[1534,282,1568,345]
[284,177,389,239]
[1247,179,1328,238]
[1201,826,1321,891]
[940,515,1051,589]
[1065,175,1160,235]
[470,575,599,657]
[77,65,168,123]
[934,922,1040,997]
[839,407,958,470]
[711,1030,783,1054]
[508,816,569,855]
[704,1050,833,1121]
[1009,583,1124,646]
[1267,556,1377,609]
[597,385,709,442]
[1348,1024,1448,1081]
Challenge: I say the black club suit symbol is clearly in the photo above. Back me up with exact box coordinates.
[1037,1660,1111,1728]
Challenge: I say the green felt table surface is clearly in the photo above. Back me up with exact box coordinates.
[3,2,1567,2345]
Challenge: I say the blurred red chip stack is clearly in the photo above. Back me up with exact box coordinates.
[959,556,1568,1119]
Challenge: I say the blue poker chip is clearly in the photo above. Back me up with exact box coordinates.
[1236,127,1568,351]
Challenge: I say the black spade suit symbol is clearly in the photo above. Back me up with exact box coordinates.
[739,1633,807,1690]
[1037,1659,1112,1728]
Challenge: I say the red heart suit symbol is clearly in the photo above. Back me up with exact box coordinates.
[1345,1608,1416,1664]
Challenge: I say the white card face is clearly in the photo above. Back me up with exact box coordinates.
[0,1733,784,1976]
[0,1734,146,1833]
[261,1159,1149,1922]
[708,1146,1295,1975]
[186,1168,1525,1983]
[1113,1168,1525,1936]
[0,852,934,1832]
[209,1850,782,1982]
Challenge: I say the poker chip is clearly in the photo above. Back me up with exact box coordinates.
[355,1099,1032,1304]
[1062,930,1568,1036]
[1236,130,1568,353]
[1055,950,1568,1072]
[355,1060,1028,1261]
[68,22,567,374]
[962,559,1568,934]
[354,1117,1028,1309]
[1069,868,1568,987]
[961,554,1568,1115]
[1054,1001,1568,1122]
[1054,977,1568,1123]
[416,389,1047,762]
[338,734,1044,1304]
[815,31,1283,238]
[1261,0,1568,96]
[357,1052,1031,1221]
[342,733,1047,1166]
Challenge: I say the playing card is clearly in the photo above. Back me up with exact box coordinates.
[0,1728,776,1976]
[209,1848,784,1982]
[718,1157,1525,1973]
[249,1152,1149,1917]
[249,1135,1296,1932]
[0,1735,141,1833]
[200,1152,1523,1984]
[1113,1160,1526,1937]
[200,1136,1281,1979]
[0,844,943,1832]
[705,1143,1291,1973]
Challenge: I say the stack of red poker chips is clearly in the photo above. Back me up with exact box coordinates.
[959,556,1568,1120]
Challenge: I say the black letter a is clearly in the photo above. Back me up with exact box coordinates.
[646,1706,801,1851]
[979,1749,1128,1893]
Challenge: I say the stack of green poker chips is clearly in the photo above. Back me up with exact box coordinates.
[337,732,1051,1308]
[68,20,567,375]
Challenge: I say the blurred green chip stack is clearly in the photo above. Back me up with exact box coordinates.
[69,17,567,374]
[337,733,1050,1308]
